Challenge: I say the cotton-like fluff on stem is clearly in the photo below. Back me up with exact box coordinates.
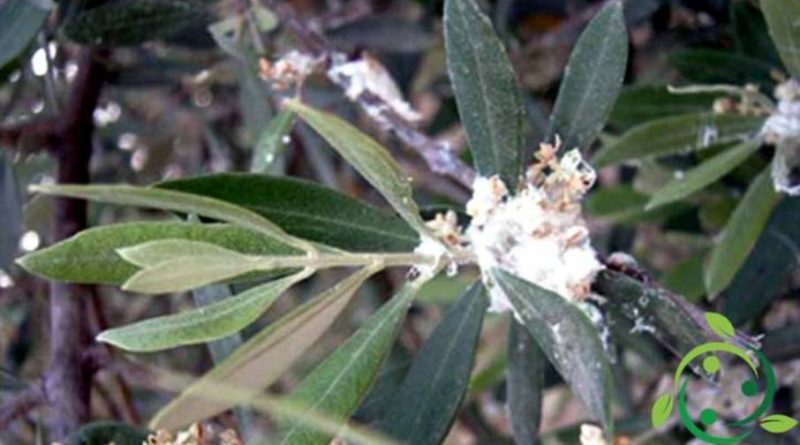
[579,424,608,445]
[465,139,604,313]
[326,52,421,125]
[761,79,800,196]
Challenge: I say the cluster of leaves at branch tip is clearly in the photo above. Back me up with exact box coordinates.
[9,0,637,442]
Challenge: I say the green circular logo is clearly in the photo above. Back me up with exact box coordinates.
[650,312,797,444]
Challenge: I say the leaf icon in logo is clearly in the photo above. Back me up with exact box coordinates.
[651,393,674,428]
[759,414,798,433]
[705,312,735,338]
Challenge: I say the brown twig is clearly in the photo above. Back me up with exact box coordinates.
[0,120,59,153]
[0,383,44,430]
[45,47,109,440]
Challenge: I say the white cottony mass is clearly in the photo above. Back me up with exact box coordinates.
[464,140,604,313]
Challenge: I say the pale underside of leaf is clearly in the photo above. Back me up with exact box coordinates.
[98,270,310,352]
[117,239,253,268]
[14,222,299,286]
[121,256,261,293]
[149,265,382,431]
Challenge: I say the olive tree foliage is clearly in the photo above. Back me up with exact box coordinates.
[2,0,799,444]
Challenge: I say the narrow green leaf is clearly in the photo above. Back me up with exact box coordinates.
[650,393,674,428]
[117,239,252,268]
[159,174,419,252]
[761,0,800,78]
[609,85,719,131]
[491,269,614,436]
[29,183,315,252]
[0,0,51,69]
[593,113,764,167]
[548,1,628,151]
[379,283,487,445]
[121,255,260,294]
[705,169,781,296]
[507,319,545,445]
[62,0,208,46]
[16,222,297,285]
[722,197,800,325]
[150,266,381,430]
[731,0,780,64]
[192,284,243,362]
[670,49,776,90]
[593,270,710,361]
[251,110,295,174]
[586,185,690,225]
[285,101,429,237]
[239,65,274,146]
[99,271,308,352]
[275,279,426,445]
[443,0,523,187]
[759,414,798,433]
[647,140,761,209]
[704,312,736,338]
[208,14,248,60]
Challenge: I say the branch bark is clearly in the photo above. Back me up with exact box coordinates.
[0,384,44,430]
[45,48,108,440]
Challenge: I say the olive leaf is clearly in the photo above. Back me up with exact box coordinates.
[150,266,381,430]
[118,240,266,293]
[274,278,426,445]
[98,271,309,352]
[16,222,296,285]
[286,101,431,238]
[647,140,761,209]
[0,0,51,69]
[29,184,316,253]
[62,0,209,46]
[760,0,800,78]
[548,0,628,151]
[444,0,524,188]
[491,269,615,437]
[705,169,781,297]
[593,113,764,167]
[251,110,296,174]
[378,283,488,445]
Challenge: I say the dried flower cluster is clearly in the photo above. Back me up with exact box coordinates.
[259,50,321,90]
[145,424,242,445]
[711,83,773,117]
[464,139,604,312]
